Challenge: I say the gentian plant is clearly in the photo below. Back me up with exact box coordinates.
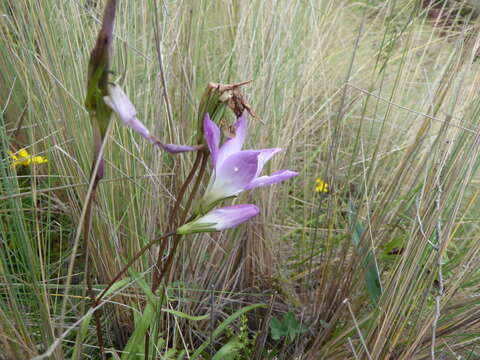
[75,0,297,357]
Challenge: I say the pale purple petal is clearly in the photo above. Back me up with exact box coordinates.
[156,142,199,154]
[244,170,298,190]
[206,204,259,230]
[199,110,297,205]
[177,204,260,234]
[105,85,198,154]
[255,148,282,177]
[104,85,137,125]
[128,117,152,141]
[205,150,259,203]
[104,85,152,141]
[204,113,220,167]
[217,114,247,168]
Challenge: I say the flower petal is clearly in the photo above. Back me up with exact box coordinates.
[18,148,29,158]
[217,114,247,168]
[156,142,200,154]
[32,156,48,164]
[244,170,298,190]
[105,85,199,153]
[104,85,153,141]
[204,150,259,204]
[104,85,137,125]
[255,148,282,177]
[128,117,152,141]
[201,204,260,230]
[177,204,259,234]
[204,113,220,167]
[8,151,18,162]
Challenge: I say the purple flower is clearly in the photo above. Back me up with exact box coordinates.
[200,113,297,211]
[177,204,259,234]
[104,85,198,153]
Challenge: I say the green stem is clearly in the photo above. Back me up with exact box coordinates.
[83,188,106,359]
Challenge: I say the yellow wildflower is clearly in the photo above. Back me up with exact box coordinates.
[315,178,329,193]
[8,148,48,167]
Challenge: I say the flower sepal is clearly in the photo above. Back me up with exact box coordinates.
[195,194,238,216]
[177,221,217,235]
[85,0,117,139]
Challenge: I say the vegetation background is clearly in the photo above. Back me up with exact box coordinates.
[2,0,480,359]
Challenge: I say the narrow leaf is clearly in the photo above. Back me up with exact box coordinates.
[348,201,382,305]
[162,309,209,321]
[190,303,266,359]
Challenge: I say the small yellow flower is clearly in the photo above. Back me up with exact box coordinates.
[8,148,48,167]
[315,178,329,193]
[18,148,29,159]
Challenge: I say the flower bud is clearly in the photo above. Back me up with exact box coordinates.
[177,205,259,234]
[85,0,117,138]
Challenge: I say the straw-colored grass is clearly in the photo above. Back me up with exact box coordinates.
[2,0,480,358]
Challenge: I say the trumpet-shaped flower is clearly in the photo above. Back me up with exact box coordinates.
[104,85,198,153]
[199,113,297,212]
[8,148,48,167]
[177,204,259,234]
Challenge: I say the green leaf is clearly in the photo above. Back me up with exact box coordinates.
[121,269,165,360]
[283,312,298,330]
[176,350,186,360]
[212,336,242,360]
[122,301,157,360]
[270,316,285,341]
[71,312,92,360]
[348,201,383,306]
[190,303,266,359]
[162,309,209,321]
[380,236,404,261]
[270,312,306,343]
[71,278,133,360]
[364,250,382,305]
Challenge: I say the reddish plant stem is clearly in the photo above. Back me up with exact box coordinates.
[152,150,209,292]
[94,231,176,306]
[85,156,106,359]
[182,151,209,224]
[151,151,203,281]
[144,148,208,360]
[168,150,204,226]
[151,150,205,290]
[144,150,208,359]
[145,150,208,359]
[93,230,173,360]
